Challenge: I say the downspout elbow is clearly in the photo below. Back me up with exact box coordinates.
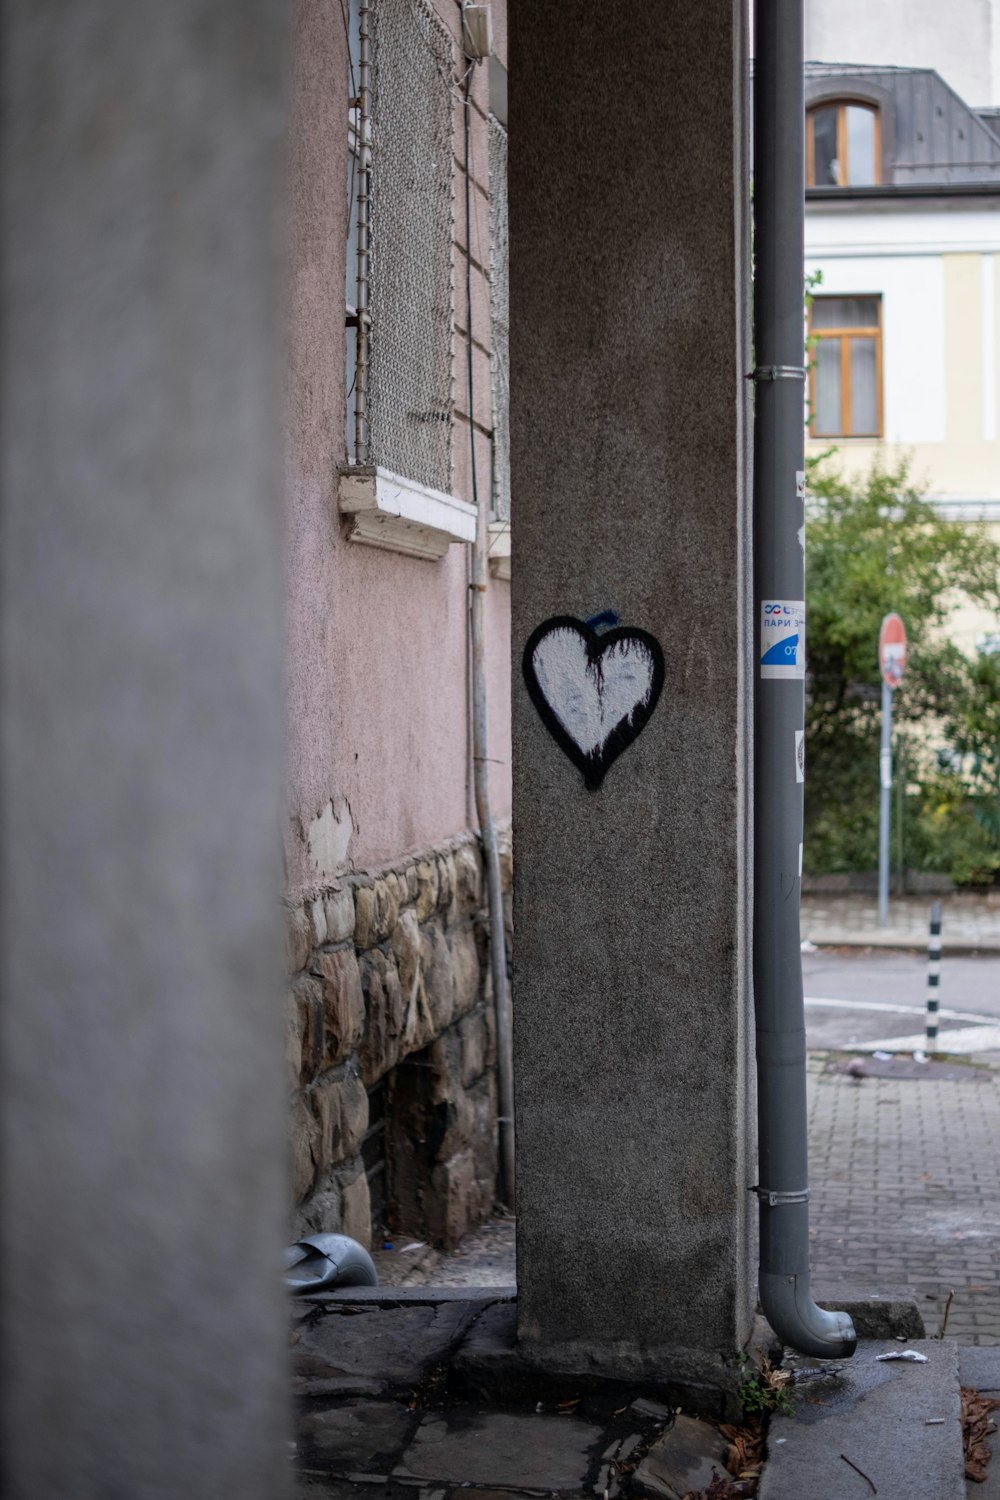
[759,1270,857,1359]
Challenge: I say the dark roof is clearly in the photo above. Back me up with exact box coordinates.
[805,61,1000,187]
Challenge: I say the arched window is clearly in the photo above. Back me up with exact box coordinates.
[807,102,879,187]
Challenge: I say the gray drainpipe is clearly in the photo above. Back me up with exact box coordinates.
[752,0,856,1360]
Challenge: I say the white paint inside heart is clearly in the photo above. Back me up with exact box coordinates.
[531,626,658,759]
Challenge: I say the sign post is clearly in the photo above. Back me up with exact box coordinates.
[878,613,907,927]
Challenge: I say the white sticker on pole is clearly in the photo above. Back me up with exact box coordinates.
[795,729,805,783]
[796,471,806,502]
[760,600,806,679]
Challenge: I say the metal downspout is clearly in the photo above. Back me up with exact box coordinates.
[752,0,856,1360]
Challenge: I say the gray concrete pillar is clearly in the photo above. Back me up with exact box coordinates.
[510,0,754,1385]
[1,4,289,1496]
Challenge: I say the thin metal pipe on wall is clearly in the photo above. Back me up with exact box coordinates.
[463,70,515,1209]
[354,1,371,465]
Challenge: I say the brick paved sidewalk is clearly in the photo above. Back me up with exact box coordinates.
[808,1057,1000,1345]
[802,891,1000,951]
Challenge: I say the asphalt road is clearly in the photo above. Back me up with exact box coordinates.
[803,948,1000,1054]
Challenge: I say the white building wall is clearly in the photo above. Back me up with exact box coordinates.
[807,207,1000,260]
[806,249,947,445]
[807,207,1000,462]
[983,253,998,444]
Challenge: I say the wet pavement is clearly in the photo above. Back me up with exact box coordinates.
[760,1339,965,1500]
[290,1294,1000,1499]
[291,1293,729,1500]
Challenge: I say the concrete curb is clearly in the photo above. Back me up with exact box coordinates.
[293,1284,516,1306]
[805,934,1000,954]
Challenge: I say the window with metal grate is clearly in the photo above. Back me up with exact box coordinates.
[488,113,509,523]
[345,0,456,494]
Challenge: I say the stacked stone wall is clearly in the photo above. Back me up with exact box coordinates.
[284,831,511,1249]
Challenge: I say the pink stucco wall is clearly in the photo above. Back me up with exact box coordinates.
[284,0,511,904]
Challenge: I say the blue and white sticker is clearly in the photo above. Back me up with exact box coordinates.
[760,599,806,680]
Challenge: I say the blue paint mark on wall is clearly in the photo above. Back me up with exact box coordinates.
[584,609,620,634]
[761,634,799,666]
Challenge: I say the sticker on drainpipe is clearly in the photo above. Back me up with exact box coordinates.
[796,470,806,501]
[760,600,806,679]
[799,843,803,877]
[795,729,805,783]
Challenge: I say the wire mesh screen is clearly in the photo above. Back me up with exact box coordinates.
[366,0,455,493]
[488,114,510,522]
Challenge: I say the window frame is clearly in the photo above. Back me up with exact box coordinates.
[806,100,881,188]
[808,294,884,440]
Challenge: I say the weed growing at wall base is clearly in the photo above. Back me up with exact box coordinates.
[736,1353,794,1420]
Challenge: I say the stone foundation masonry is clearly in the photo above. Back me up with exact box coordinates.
[284,831,512,1250]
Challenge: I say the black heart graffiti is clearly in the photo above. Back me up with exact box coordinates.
[522,616,665,790]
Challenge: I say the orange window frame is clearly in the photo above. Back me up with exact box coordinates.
[808,298,883,439]
[806,102,881,188]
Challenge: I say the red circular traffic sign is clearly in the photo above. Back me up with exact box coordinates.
[879,612,907,688]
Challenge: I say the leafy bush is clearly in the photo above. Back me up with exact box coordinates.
[913,774,1000,887]
[804,456,1000,883]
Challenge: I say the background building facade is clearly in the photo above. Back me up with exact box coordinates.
[803,60,1000,652]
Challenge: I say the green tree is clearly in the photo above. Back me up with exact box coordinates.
[928,646,1000,883]
[804,455,1000,876]
[944,647,1000,816]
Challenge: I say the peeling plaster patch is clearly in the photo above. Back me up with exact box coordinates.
[308,799,354,882]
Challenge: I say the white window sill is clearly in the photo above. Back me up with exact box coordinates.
[488,520,511,581]
[338,467,477,560]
